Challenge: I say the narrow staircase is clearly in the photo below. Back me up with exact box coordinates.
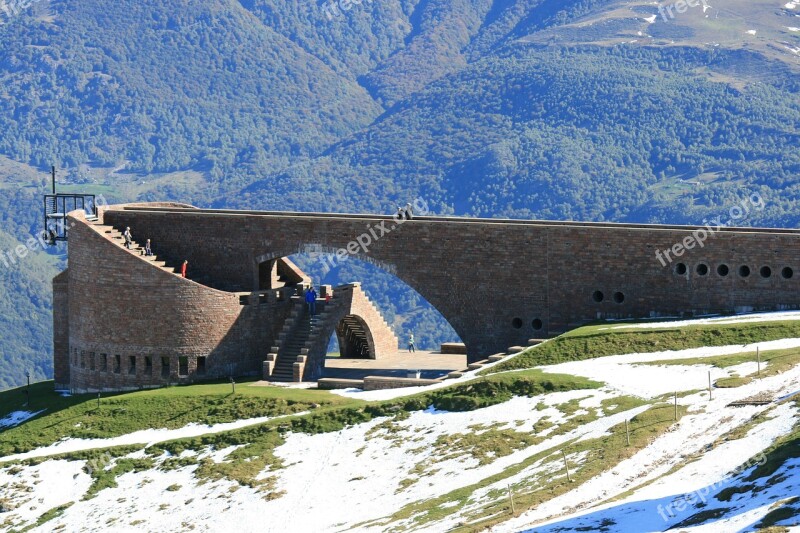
[270,298,337,382]
[92,223,181,276]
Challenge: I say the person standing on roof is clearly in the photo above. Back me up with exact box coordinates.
[408,332,416,353]
[181,260,188,278]
[123,227,133,249]
[144,239,153,256]
[405,203,414,220]
[305,285,317,317]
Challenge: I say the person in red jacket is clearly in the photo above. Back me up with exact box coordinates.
[180,260,188,278]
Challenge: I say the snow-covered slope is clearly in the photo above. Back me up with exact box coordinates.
[1,313,799,532]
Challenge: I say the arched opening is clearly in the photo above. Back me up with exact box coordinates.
[280,251,466,381]
[335,315,375,359]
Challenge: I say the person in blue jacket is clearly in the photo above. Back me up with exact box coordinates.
[305,286,317,317]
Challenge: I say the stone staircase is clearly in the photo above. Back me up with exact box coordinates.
[92,223,181,276]
[268,295,338,382]
[267,282,401,382]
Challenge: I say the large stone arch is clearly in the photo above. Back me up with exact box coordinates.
[335,314,375,359]
[100,204,800,362]
[248,244,462,350]
[295,283,399,381]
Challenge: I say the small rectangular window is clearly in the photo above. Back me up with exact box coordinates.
[161,357,170,378]
[80,351,86,369]
[144,356,152,375]
[178,357,189,377]
[114,354,121,374]
[197,356,207,375]
[100,353,108,372]
[89,352,96,371]
[128,356,136,375]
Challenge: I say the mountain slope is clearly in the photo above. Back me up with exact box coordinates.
[1,0,800,388]
[0,313,798,531]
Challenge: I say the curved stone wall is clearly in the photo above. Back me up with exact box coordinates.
[61,210,288,392]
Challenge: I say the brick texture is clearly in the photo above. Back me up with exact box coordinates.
[54,204,800,391]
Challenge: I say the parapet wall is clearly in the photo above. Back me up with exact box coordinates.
[102,206,800,359]
[62,211,291,392]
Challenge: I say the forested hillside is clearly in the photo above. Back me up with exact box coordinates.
[0,0,798,387]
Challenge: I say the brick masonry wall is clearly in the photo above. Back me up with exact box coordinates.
[62,212,292,392]
[302,283,399,380]
[53,270,69,389]
[92,207,800,362]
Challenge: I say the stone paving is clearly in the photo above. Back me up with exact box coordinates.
[323,351,467,380]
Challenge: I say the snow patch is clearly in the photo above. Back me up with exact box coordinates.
[0,409,44,430]
[0,411,306,464]
[602,310,800,330]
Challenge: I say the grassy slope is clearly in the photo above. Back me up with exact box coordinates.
[3,317,799,531]
[0,379,360,456]
[488,320,800,374]
[640,345,800,388]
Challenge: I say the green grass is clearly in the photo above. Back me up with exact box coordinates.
[0,379,361,457]
[670,507,730,529]
[638,346,800,388]
[400,369,602,413]
[18,502,74,532]
[40,368,604,491]
[744,426,800,484]
[84,458,155,500]
[755,498,800,530]
[367,402,686,532]
[487,320,800,373]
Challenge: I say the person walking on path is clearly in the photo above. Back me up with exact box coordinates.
[408,333,416,353]
[123,227,133,249]
[180,260,188,278]
[305,286,317,317]
[144,239,153,256]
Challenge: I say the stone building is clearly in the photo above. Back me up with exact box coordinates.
[54,202,800,392]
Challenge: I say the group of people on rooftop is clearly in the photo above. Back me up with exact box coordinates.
[396,203,415,220]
